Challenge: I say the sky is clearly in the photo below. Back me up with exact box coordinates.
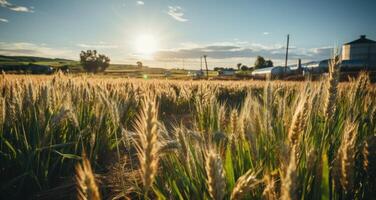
[0,0,376,69]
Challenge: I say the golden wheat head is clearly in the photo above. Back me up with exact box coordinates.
[134,93,160,192]
[76,155,101,200]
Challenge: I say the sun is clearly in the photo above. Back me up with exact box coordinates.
[134,34,159,58]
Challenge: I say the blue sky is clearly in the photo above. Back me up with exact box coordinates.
[0,0,375,69]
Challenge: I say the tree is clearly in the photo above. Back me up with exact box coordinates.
[237,63,242,71]
[254,56,266,69]
[254,56,274,69]
[241,65,249,71]
[137,61,143,68]
[80,50,110,73]
[265,60,273,68]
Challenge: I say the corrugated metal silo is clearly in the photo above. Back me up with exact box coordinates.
[342,35,376,68]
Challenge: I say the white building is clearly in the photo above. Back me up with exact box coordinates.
[251,66,292,79]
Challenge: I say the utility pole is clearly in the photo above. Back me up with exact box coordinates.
[284,34,290,74]
[203,55,209,79]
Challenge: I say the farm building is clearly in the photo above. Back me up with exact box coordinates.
[340,60,368,72]
[303,59,330,75]
[217,69,236,76]
[342,35,376,69]
[251,66,292,79]
[302,35,376,76]
[187,70,205,79]
[247,35,376,80]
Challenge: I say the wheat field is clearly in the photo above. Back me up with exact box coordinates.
[0,70,375,199]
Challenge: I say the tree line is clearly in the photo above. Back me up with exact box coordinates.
[214,56,273,71]
[79,49,274,73]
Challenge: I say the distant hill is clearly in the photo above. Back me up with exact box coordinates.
[0,55,81,72]
[0,55,186,76]
[0,55,74,63]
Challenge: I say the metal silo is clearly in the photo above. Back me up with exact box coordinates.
[342,35,376,69]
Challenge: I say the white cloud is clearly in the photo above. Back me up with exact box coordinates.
[0,0,33,12]
[0,42,76,59]
[167,6,188,22]
[0,0,10,7]
[0,18,8,23]
[263,32,270,35]
[77,42,118,49]
[136,1,144,5]
[9,6,30,12]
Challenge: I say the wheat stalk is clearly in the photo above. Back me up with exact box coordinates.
[133,93,160,193]
[230,109,238,136]
[281,149,298,200]
[76,155,101,200]
[362,136,376,178]
[0,97,5,127]
[176,126,193,174]
[287,91,311,159]
[337,121,358,192]
[262,174,277,200]
[205,149,226,200]
[230,169,261,200]
[281,88,312,200]
[324,54,340,121]
[218,105,227,131]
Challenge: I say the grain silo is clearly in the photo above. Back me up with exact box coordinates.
[342,35,376,69]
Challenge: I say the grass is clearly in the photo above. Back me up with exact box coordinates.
[0,68,375,199]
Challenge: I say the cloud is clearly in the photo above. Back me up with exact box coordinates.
[306,46,333,59]
[0,18,8,23]
[167,6,188,22]
[0,0,33,12]
[263,32,270,35]
[0,42,75,59]
[77,42,118,49]
[136,1,144,5]
[156,45,253,60]
[9,6,30,12]
[154,41,334,65]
